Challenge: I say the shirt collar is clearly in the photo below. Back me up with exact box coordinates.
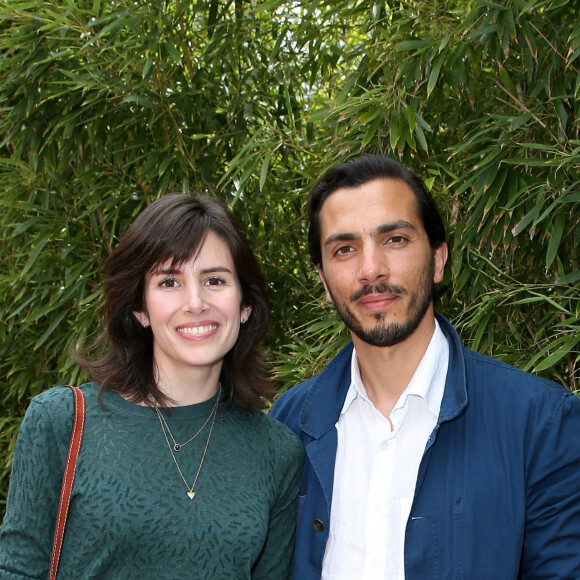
[342,318,449,418]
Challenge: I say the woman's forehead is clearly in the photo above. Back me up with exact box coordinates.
[148,231,235,274]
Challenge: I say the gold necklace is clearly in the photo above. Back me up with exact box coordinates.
[155,385,220,500]
[155,390,219,452]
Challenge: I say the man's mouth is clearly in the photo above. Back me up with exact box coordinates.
[350,282,407,303]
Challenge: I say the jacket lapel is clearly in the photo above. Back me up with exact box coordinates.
[298,343,354,508]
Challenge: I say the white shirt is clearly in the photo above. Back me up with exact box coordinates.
[321,320,449,580]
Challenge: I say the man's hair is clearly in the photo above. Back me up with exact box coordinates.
[308,154,447,268]
[76,194,273,411]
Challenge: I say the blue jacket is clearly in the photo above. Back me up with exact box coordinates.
[270,314,580,579]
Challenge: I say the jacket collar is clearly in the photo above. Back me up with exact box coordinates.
[435,313,468,424]
[299,341,354,439]
[298,313,468,439]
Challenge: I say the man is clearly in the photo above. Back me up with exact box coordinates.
[270,154,580,579]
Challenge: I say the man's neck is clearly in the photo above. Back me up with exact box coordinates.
[352,312,437,418]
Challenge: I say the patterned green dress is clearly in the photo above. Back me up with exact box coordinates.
[0,383,304,579]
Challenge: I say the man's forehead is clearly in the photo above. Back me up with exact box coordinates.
[319,179,422,232]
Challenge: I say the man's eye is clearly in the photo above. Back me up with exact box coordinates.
[388,236,406,244]
[336,246,353,256]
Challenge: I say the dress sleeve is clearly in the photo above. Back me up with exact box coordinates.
[521,392,580,578]
[0,393,71,579]
[252,431,305,580]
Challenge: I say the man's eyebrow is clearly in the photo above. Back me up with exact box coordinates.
[372,221,418,236]
[323,232,360,248]
[323,221,419,248]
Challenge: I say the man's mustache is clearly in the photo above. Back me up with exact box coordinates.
[350,281,408,303]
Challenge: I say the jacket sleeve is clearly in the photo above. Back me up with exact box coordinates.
[521,391,580,579]
[269,390,304,436]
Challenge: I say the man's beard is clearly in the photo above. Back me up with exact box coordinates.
[325,257,435,347]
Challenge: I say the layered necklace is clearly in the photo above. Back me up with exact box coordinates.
[155,385,221,500]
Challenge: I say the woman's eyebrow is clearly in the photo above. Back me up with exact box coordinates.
[199,266,234,275]
[150,266,179,276]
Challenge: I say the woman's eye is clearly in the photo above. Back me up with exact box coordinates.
[160,277,178,288]
[205,276,225,286]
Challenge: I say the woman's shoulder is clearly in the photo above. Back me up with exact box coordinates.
[13,383,98,451]
[226,404,304,457]
[30,382,99,409]
[26,382,99,427]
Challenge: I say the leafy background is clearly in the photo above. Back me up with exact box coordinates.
[0,0,578,513]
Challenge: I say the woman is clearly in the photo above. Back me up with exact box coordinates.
[0,194,304,578]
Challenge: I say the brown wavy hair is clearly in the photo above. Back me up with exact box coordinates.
[76,194,273,411]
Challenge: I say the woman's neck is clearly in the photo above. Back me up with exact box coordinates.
[154,365,222,406]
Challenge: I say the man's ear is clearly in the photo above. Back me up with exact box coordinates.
[433,242,448,284]
[133,311,150,328]
[317,266,333,303]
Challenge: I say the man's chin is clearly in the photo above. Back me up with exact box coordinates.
[348,312,430,347]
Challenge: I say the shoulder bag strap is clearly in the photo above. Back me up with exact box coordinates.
[48,385,86,580]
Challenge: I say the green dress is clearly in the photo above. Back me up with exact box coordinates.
[0,383,305,579]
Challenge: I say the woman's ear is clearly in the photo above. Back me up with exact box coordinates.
[133,311,150,328]
[240,306,252,324]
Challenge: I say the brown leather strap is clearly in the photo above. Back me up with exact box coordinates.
[48,386,85,580]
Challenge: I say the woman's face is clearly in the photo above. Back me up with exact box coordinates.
[135,231,250,385]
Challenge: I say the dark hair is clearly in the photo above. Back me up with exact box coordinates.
[77,194,273,411]
[308,154,447,267]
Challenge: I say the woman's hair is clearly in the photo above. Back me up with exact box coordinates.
[76,194,273,411]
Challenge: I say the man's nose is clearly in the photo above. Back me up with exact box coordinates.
[358,244,387,283]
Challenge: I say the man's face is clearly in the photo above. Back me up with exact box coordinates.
[317,178,447,347]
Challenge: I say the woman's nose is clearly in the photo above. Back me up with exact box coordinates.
[183,284,208,313]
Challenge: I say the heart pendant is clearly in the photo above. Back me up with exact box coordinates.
[187,491,196,500]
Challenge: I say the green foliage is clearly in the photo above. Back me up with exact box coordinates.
[0,0,315,509]
[1,0,578,518]
[285,0,580,389]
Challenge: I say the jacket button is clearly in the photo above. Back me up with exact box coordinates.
[312,519,325,532]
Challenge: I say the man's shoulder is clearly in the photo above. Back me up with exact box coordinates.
[270,376,318,427]
[438,312,576,404]
[465,347,564,389]
[462,346,579,413]
[272,342,353,410]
